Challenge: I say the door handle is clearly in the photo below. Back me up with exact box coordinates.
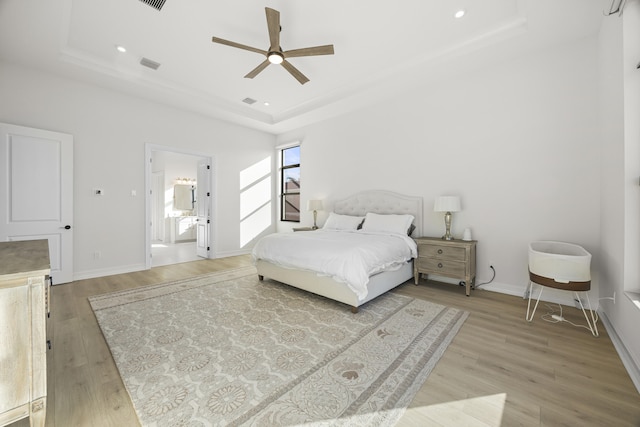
[63,225,71,230]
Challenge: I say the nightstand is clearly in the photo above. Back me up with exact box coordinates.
[414,237,477,296]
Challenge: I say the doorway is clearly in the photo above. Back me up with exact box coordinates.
[0,123,74,283]
[145,144,214,268]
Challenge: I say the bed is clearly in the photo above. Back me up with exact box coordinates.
[252,190,423,312]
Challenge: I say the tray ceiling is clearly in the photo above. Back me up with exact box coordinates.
[0,0,605,133]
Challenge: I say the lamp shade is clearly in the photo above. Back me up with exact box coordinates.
[307,199,323,211]
[434,196,461,212]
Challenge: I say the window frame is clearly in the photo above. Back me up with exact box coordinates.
[280,145,300,222]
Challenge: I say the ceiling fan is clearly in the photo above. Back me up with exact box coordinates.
[211,7,334,85]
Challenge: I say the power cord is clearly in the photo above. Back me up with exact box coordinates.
[474,265,496,288]
[541,303,599,331]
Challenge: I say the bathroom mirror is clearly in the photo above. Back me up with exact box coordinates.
[174,184,195,210]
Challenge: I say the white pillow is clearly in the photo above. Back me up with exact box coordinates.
[361,212,415,235]
[323,212,364,230]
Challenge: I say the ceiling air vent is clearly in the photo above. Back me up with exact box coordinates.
[138,0,166,11]
[242,98,257,105]
[140,57,161,70]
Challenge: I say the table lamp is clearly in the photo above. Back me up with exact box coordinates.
[307,199,323,229]
[434,196,461,240]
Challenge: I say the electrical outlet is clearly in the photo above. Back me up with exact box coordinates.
[574,297,586,309]
[93,251,101,260]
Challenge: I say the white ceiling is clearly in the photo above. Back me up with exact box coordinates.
[0,0,606,134]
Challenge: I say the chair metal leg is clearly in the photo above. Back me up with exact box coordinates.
[574,291,599,337]
[526,281,544,322]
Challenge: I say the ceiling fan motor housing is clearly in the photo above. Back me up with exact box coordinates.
[268,51,284,64]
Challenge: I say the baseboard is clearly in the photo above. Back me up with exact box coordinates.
[599,310,640,393]
[480,280,596,309]
[73,263,147,282]
[214,249,252,258]
[478,280,526,297]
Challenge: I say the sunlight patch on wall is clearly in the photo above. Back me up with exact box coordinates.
[240,157,271,190]
[240,157,272,247]
[240,202,271,248]
[240,177,271,219]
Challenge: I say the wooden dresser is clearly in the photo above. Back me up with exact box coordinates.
[0,240,50,427]
[414,237,477,296]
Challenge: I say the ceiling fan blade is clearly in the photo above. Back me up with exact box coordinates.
[281,60,310,85]
[212,37,267,56]
[265,7,280,51]
[284,45,334,58]
[244,59,270,79]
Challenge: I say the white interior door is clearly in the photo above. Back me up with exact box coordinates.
[196,159,210,258]
[0,123,74,284]
[151,172,164,241]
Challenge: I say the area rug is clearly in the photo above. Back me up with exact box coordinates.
[89,266,468,426]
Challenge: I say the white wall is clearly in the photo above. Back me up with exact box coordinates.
[599,2,640,388]
[278,37,601,304]
[0,61,276,279]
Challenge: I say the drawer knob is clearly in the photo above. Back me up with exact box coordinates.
[437,249,443,254]
[438,263,443,268]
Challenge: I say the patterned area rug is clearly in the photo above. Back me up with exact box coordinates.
[89,266,468,426]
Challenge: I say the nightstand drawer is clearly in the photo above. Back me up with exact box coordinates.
[414,237,477,296]
[418,244,466,261]
[416,257,466,277]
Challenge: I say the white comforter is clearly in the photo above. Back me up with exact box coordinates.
[251,229,417,299]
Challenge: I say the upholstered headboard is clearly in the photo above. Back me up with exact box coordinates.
[333,190,424,237]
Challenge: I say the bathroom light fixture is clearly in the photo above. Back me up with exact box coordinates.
[176,178,196,185]
[454,9,466,18]
[307,199,323,229]
[434,196,461,240]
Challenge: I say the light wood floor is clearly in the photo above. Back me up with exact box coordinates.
[10,255,640,427]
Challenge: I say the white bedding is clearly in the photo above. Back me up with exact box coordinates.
[251,229,417,299]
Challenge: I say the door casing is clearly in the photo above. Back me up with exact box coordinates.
[144,143,215,269]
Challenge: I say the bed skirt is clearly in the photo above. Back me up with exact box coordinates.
[255,259,414,311]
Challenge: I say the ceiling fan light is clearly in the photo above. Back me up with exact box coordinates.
[268,52,284,64]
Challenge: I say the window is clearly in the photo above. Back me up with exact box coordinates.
[280,145,300,222]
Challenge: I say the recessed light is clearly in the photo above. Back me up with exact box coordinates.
[454,10,466,18]
[264,102,270,106]
[116,45,127,53]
